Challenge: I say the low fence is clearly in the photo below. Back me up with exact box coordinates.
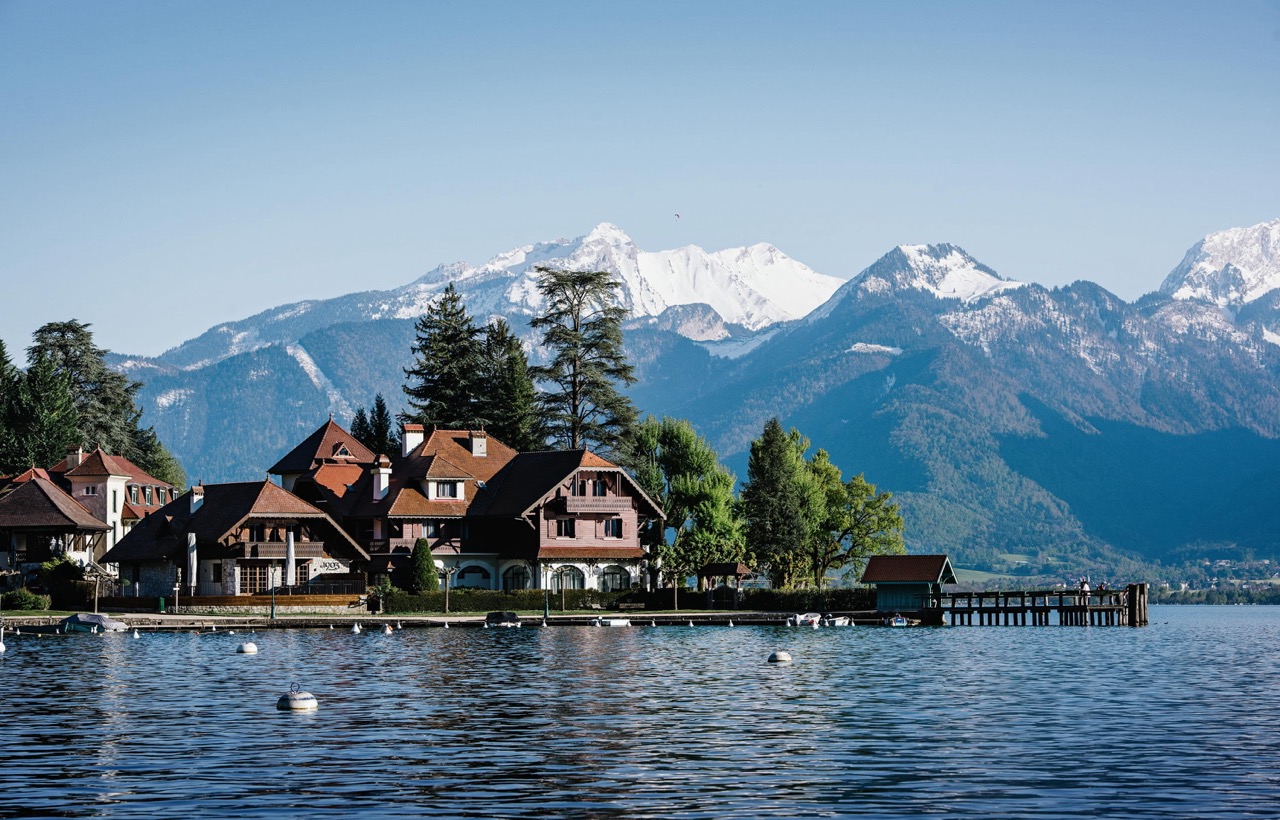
[99,593,370,615]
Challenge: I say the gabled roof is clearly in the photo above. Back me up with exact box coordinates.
[268,419,376,475]
[0,477,110,531]
[51,450,172,488]
[479,450,664,520]
[861,555,957,585]
[400,429,517,482]
[63,449,131,479]
[102,480,368,564]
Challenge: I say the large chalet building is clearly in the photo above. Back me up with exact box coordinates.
[102,419,664,597]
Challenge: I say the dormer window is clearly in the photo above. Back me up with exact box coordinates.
[335,444,352,459]
[144,486,153,506]
[158,488,167,505]
[436,481,459,499]
[84,486,98,496]
[129,486,139,505]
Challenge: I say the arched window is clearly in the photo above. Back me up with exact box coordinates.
[550,566,585,591]
[455,565,491,589]
[601,565,630,592]
[502,565,530,591]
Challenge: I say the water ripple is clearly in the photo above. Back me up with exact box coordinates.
[2,607,1279,818]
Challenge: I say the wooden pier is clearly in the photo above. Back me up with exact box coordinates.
[921,583,1149,627]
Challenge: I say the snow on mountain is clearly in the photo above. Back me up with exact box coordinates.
[805,242,1024,324]
[458,223,843,331]
[1160,218,1280,307]
[142,224,843,370]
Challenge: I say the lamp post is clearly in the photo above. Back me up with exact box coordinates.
[442,565,460,614]
[174,567,181,616]
[543,566,551,621]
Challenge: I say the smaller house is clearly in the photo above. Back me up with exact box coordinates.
[861,554,957,613]
[0,473,110,581]
[102,480,369,597]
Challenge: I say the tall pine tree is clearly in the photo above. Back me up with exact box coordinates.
[403,284,485,429]
[529,267,637,456]
[3,351,80,472]
[478,319,542,451]
[740,418,823,589]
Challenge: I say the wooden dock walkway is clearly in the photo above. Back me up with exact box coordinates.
[922,583,1149,627]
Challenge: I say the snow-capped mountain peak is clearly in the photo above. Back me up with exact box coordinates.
[1160,218,1280,307]
[891,243,1024,302]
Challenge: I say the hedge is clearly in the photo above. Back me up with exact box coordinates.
[384,588,626,614]
[2,588,53,610]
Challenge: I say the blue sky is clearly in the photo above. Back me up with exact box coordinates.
[2,1,1278,358]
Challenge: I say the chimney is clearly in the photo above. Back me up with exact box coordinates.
[402,423,425,457]
[372,455,392,502]
[470,431,487,457]
[190,484,204,514]
[66,446,84,469]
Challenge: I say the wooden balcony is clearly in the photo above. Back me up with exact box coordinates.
[241,541,328,559]
[564,495,632,514]
[368,538,419,554]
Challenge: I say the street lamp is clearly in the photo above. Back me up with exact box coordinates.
[442,565,460,614]
[174,567,181,616]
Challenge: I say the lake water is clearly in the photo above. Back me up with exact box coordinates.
[2,606,1279,818]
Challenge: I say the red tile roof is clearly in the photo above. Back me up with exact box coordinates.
[310,464,366,499]
[861,555,956,584]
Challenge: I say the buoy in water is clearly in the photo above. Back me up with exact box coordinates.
[396,621,403,630]
[728,620,734,627]
[542,619,548,628]
[688,620,695,628]
[0,626,6,654]
[443,622,449,629]
[351,623,361,634]
[237,642,258,654]
[277,683,317,711]
[767,651,793,664]
[133,629,140,639]
[329,624,334,630]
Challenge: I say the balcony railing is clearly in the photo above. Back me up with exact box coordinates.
[242,541,327,559]
[368,538,419,554]
[564,495,632,513]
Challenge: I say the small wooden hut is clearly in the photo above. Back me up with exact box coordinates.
[861,554,957,613]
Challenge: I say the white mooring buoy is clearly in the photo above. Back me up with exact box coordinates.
[443,622,449,629]
[688,620,695,628]
[0,625,6,654]
[728,620,734,627]
[351,623,362,634]
[237,642,258,654]
[383,624,393,635]
[133,629,140,639]
[767,651,793,664]
[542,619,548,628]
[277,683,318,711]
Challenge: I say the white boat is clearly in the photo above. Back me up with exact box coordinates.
[61,613,129,633]
[884,614,909,627]
[822,616,853,627]
[791,612,822,627]
[594,617,631,628]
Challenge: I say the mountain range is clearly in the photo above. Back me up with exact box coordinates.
[111,218,1280,579]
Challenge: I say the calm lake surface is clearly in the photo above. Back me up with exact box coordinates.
[2,606,1279,819]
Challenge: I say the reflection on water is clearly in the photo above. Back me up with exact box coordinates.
[3,607,1280,818]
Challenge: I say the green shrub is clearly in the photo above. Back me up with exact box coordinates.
[2,588,53,610]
